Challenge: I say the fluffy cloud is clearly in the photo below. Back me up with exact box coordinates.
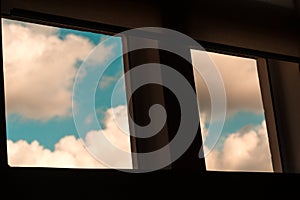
[2,19,95,120]
[204,120,273,172]
[85,105,132,168]
[7,136,105,168]
[191,50,264,116]
[7,105,132,168]
[7,103,272,171]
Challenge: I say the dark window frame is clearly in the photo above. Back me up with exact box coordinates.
[189,46,283,172]
[1,8,297,176]
[1,11,136,169]
[192,43,300,173]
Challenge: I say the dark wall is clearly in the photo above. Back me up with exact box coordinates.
[268,60,300,172]
[1,0,162,27]
[2,0,299,57]
[183,0,299,58]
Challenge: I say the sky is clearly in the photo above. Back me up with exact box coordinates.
[191,50,273,172]
[2,18,132,168]
[2,18,273,172]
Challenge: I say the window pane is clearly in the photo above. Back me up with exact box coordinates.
[2,18,132,169]
[191,49,273,172]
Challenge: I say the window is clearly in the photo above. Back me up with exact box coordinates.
[0,17,285,173]
[2,18,132,169]
[191,49,274,172]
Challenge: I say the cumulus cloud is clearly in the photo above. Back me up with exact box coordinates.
[7,105,132,168]
[7,103,272,171]
[7,136,105,168]
[191,50,264,116]
[85,105,132,168]
[2,19,96,120]
[204,120,273,172]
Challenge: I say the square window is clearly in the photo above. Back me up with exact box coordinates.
[2,18,132,169]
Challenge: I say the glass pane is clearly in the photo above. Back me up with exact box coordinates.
[2,18,132,169]
[191,49,273,172]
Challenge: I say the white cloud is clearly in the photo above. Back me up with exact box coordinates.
[191,50,264,116]
[204,120,273,172]
[7,136,105,168]
[2,19,96,120]
[85,105,132,168]
[7,105,132,169]
[7,103,272,171]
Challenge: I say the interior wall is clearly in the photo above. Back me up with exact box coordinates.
[2,0,299,58]
[1,0,163,28]
[268,60,300,173]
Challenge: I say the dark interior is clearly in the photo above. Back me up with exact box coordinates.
[1,0,299,190]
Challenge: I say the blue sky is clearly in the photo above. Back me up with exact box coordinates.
[202,111,265,150]
[221,112,264,135]
[3,18,128,152]
[58,28,104,45]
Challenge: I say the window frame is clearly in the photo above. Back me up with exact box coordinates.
[0,11,136,170]
[189,46,283,172]
[192,43,299,173]
[0,8,293,174]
